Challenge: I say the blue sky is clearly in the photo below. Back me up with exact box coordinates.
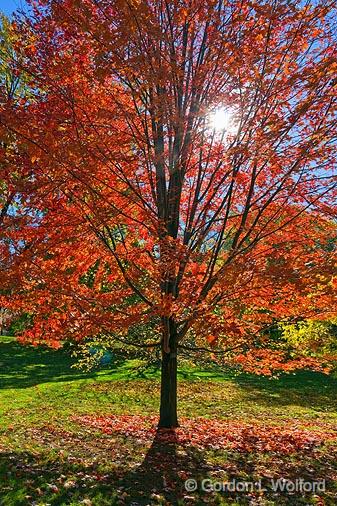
[0,0,27,16]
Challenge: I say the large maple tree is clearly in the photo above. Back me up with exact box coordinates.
[0,0,336,427]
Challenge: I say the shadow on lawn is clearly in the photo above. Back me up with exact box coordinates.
[120,429,209,504]
[1,433,336,505]
[232,370,337,412]
[0,338,97,389]
[0,432,210,505]
[0,450,119,505]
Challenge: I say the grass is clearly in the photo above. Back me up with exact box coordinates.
[0,335,336,505]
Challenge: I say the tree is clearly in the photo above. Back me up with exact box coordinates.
[0,0,336,427]
[280,317,337,356]
[0,14,31,325]
[0,13,30,225]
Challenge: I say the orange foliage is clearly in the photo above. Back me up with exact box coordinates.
[0,0,336,374]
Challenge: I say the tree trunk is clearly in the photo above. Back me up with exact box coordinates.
[158,319,179,428]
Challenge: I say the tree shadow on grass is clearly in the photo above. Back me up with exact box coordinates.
[222,446,337,505]
[1,431,336,505]
[0,450,120,505]
[0,338,98,390]
[0,338,157,391]
[232,370,337,412]
[120,429,211,504]
[0,432,211,505]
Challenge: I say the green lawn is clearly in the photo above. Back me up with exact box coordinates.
[0,336,336,505]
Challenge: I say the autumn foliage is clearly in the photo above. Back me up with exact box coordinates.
[0,1,337,425]
[73,414,335,455]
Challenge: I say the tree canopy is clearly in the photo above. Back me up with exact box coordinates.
[0,0,336,425]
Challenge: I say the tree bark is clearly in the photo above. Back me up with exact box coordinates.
[158,319,179,428]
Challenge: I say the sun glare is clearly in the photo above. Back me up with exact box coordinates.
[209,107,237,134]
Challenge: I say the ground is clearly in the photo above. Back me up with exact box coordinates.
[0,336,336,505]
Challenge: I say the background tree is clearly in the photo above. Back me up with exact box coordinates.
[0,13,30,224]
[0,0,336,427]
[280,317,337,356]
[0,14,31,325]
